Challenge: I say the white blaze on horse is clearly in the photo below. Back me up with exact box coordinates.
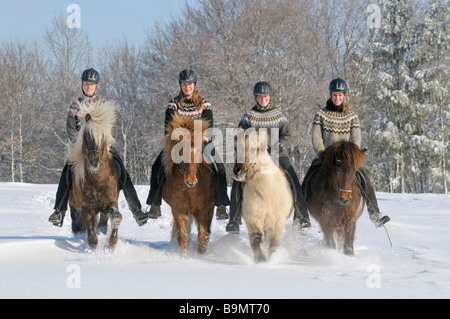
[233,128,293,262]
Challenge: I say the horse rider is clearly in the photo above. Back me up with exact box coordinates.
[145,69,231,219]
[225,81,312,234]
[48,68,149,227]
[303,77,390,228]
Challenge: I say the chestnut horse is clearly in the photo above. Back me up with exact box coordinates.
[162,116,215,256]
[233,128,293,262]
[67,100,122,250]
[304,141,366,255]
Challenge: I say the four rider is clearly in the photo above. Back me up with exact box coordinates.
[49,69,389,238]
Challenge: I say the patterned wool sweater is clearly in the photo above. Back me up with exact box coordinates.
[164,96,213,135]
[239,104,292,158]
[312,101,361,155]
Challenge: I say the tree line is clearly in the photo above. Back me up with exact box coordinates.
[0,0,448,193]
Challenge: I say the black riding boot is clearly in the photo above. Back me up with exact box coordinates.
[146,151,164,219]
[356,169,391,228]
[49,163,71,227]
[214,162,230,219]
[111,149,148,226]
[225,180,243,234]
[279,157,311,231]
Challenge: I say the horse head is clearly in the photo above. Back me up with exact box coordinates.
[233,128,273,182]
[322,141,366,205]
[83,113,108,172]
[164,116,210,188]
[67,100,116,186]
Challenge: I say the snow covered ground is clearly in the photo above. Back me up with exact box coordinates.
[0,182,449,299]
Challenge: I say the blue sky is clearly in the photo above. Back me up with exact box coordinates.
[0,0,196,48]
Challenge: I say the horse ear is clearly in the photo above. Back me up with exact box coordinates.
[85,113,91,122]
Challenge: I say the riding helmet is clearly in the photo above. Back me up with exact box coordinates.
[81,68,100,84]
[179,69,197,83]
[253,81,273,95]
[328,78,348,93]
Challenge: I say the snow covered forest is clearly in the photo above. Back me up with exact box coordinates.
[0,0,448,194]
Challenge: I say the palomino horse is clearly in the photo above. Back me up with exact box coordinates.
[233,128,293,262]
[67,100,122,250]
[304,141,366,255]
[162,116,215,256]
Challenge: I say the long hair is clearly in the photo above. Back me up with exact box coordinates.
[177,89,205,110]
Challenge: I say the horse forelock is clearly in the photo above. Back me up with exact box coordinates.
[67,100,116,185]
[322,141,366,170]
[163,116,210,172]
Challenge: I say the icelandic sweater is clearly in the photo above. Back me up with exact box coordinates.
[238,104,292,158]
[164,96,213,135]
[312,101,361,155]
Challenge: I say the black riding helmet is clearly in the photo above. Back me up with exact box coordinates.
[253,81,273,95]
[328,77,348,93]
[81,68,100,84]
[179,69,197,83]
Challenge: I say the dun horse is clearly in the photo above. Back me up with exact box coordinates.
[162,116,215,256]
[67,100,122,250]
[304,141,366,255]
[233,129,293,262]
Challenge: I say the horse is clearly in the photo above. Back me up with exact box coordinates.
[304,141,367,256]
[161,115,215,257]
[233,128,293,262]
[67,100,122,250]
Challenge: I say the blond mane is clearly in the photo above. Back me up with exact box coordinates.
[67,100,116,186]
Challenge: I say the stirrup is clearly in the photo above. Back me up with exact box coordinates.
[134,209,149,227]
[49,210,64,227]
[147,205,161,219]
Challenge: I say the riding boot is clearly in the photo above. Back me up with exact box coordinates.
[225,180,243,234]
[146,151,164,219]
[213,162,230,219]
[357,169,391,228]
[111,149,148,227]
[279,157,311,231]
[50,163,71,227]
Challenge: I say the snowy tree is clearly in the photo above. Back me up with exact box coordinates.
[368,0,449,193]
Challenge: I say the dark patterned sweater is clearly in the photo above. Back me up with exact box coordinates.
[164,96,213,135]
[238,104,292,158]
[312,102,361,155]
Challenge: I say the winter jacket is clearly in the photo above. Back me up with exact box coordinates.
[66,96,106,144]
[238,104,292,158]
[312,99,361,155]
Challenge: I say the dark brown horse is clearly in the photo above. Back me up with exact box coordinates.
[304,141,367,255]
[67,100,122,250]
[162,116,215,257]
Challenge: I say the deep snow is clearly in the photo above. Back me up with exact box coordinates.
[0,182,449,299]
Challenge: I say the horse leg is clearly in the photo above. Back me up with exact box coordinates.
[174,214,189,257]
[197,223,210,255]
[323,227,336,250]
[107,206,122,250]
[83,210,98,249]
[97,212,109,235]
[70,205,84,234]
[250,230,266,263]
[343,221,356,256]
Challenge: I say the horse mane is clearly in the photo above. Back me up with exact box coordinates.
[321,141,366,170]
[163,115,210,174]
[67,100,116,185]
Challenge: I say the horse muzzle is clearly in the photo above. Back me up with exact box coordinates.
[338,189,353,205]
[185,178,198,188]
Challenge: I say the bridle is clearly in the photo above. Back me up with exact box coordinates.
[83,133,107,167]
